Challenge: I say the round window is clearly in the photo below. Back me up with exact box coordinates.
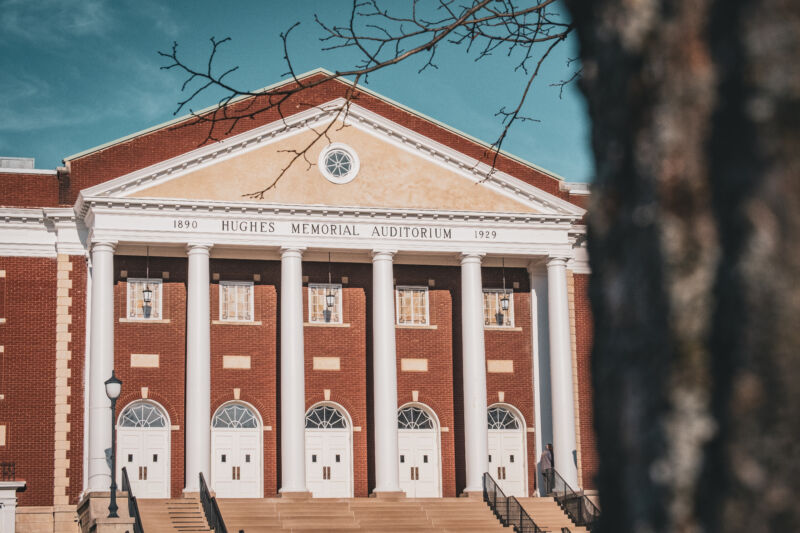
[318,143,360,184]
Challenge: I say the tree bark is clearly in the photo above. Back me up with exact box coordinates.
[566,0,800,531]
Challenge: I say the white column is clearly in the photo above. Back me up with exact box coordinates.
[87,241,116,492]
[461,252,489,493]
[529,265,554,495]
[547,257,579,487]
[371,250,401,494]
[280,247,307,493]
[184,243,212,493]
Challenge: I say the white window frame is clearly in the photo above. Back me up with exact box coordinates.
[126,278,163,320]
[483,289,515,328]
[308,283,343,324]
[395,286,430,326]
[219,281,255,322]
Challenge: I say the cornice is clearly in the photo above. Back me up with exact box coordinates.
[80,196,582,227]
[74,100,586,219]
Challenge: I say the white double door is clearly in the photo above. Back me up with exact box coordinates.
[398,429,440,497]
[117,428,170,498]
[211,429,261,497]
[488,430,526,496]
[305,429,352,497]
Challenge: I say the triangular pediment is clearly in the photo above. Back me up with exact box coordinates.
[81,102,584,217]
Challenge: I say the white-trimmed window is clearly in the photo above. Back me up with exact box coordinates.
[483,289,514,327]
[396,286,429,326]
[126,278,162,320]
[220,281,254,322]
[308,283,342,324]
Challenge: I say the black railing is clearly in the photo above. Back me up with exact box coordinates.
[483,472,545,533]
[551,469,600,531]
[121,467,144,533]
[0,462,15,480]
[199,473,227,533]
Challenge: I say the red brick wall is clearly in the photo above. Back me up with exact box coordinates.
[482,267,536,495]
[301,261,370,496]
[113,256,187,498]
[209,259,279,497]
[393,265,458,496]
[68,257,88,504]
[573,273,597,490]
[0,172,59,208]
[0,257,58,506]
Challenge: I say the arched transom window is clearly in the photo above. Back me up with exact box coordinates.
[305,405,347,429]
[488,406,520,430]
[398,406,434,430]
[119,401,167,428]
[213,404,259,429]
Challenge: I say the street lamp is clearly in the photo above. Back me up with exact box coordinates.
[104,371,122,518]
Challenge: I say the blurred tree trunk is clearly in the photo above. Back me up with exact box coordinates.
[566,0,800,531]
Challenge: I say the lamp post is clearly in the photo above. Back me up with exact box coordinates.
[104,371,122,518]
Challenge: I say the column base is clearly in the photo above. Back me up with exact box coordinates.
[279,490,313,499]
[460,490,484,499]
[369,490,406,499]
[181,490,201,499]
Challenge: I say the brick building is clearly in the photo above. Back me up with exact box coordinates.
[0,70,594,532]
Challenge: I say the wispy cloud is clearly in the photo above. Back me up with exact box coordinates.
[0,0,114,44]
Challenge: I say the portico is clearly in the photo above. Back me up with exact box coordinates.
[80,186,584,496]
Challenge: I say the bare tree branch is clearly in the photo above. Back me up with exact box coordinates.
[159,0,580,197]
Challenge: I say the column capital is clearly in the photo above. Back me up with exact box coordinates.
[186,243,213,255]
[91,241,117,253]
[280,246,306,258]
[459,252,485,265]
[546,256,570,269]
[371,249,397,261]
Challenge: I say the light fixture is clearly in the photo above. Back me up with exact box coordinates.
[104,370,122,518]
[497,258,510,325]
[325,253,336,310]
[142,246,153,304]
[104,370,122,401]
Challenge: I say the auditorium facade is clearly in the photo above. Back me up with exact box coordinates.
[0,70,595,532]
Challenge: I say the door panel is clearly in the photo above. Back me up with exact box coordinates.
[398,430,440,498]
[117,429,170,498]
[488,430,526,496]
[305,429,351,498]
[212,429,261,498]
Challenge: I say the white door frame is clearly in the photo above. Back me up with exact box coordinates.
[116,399,171,498]
[398,402,443,498]
[305,401,354,498]
[210,400,264,498]
[488,403,528,497]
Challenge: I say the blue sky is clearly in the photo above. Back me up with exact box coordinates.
[0,0,593,182]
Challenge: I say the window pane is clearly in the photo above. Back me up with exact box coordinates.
[127,279,161,320]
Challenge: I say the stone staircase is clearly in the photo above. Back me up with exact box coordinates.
[136,497,212,533]
[214,497,510,532]
[516,497,588,533]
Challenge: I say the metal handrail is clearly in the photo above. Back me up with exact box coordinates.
[0,462,15,480]
[199,473,227,533]
[483,472,546,533]
[551,469,600,531]
[121,467,144,533]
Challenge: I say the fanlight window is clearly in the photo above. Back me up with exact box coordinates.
[398,406,434,430]
[213,404,259,429]
[488,406,520,430]
[305,405,347,429]
[119,401,167,428]
[324,149,353,178]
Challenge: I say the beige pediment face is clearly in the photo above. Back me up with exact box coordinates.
[128,124,538,213]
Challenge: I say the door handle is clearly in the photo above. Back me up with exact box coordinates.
[232,466,240,480]
[322,466,331,480]
[139,466,147,480]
